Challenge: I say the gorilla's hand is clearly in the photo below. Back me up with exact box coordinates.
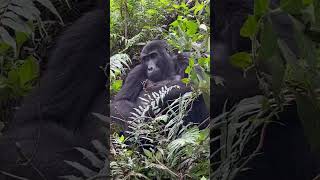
[115,64,148,102]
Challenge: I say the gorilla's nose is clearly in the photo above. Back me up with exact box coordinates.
[148,66,153,72]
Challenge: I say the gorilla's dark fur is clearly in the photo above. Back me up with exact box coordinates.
[212,0,320,179]
[111,40,209,129]
[0,8,108,180]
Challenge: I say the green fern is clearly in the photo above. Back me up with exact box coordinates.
[110,53,131,79]
[111,85,209,179]
[61,140,109,180]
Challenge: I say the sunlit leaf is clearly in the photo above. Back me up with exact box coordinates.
[230,52,253,69]
[240,15,259,38]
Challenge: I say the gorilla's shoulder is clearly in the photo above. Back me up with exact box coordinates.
[48,9,107,68]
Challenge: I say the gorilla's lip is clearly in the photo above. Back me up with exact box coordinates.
[148,70,162,82]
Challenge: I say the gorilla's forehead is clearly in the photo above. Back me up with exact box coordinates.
[141,40,168,53]
[141,50,158,56]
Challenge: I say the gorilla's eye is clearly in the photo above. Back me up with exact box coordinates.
[142,56,148,62]
[150,53,158,59]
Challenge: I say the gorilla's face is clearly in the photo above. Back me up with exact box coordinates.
[140,40,175,82]
[141,50,162,82]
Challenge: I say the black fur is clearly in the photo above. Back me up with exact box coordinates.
[0,9,109,180]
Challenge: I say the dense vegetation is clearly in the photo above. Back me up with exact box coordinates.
[1,0,319,179]
[212,0,320,179]
[0,0,95,132]
[110,0,210,179]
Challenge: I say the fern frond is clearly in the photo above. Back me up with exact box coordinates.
[63,140,109,179]
[110,53,131,79]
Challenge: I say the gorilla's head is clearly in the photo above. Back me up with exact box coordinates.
[140,40,175,82]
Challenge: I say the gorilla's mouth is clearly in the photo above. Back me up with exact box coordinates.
[148,69,163,82]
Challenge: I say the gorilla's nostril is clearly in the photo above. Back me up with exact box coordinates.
[148,67,153,71]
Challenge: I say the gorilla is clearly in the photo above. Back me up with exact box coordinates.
[111,40,209,129]
[0,6,109,180]
[212,0,320,179]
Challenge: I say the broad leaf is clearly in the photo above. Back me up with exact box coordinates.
[240,15,259,38]
[230,52,253,69]
[254,0,269,18]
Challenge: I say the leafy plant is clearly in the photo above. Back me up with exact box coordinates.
[215,0,320,179]
[0,0,63,123]
[0,0,62,54]
[60,140,110,180]
[235,0,320,154]
[108,1,211,179]
[166,0,210,109]
[0,56,39,100]
[109,53,131,95]
[111,87,209,179]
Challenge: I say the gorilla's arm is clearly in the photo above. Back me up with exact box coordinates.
[10,9,108,130]
[111,78,192,125]
[114,64,148,102]
[138,79,208,126]
[111,64,148,126]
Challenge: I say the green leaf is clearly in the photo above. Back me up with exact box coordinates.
[185,66,192,74]
[111,79,123,92]
[198,129,209,142]
[147,9,157,16]
[200,177,207,180]
[143,149,153,159]
[301,4,316,23]
[173,4,180,9]
[7,69,19,86]
[18,56,39,86]
[170,20,179,27]
[254,0,269,17]
[181,78,190,84]
[190,70,198,84]
[0,42,10,54]
[303,0,313,6]
[193,2,205,15]
[16,32,29,50]
[189,58,195,67]
[240,15,259,38]
[119,135,125,143]
[198,57,210,68]
[280,0,304,14]
[230,52,253,69]
[5,56,39,96]
[186,20,198,36]
[155,151,162,161]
